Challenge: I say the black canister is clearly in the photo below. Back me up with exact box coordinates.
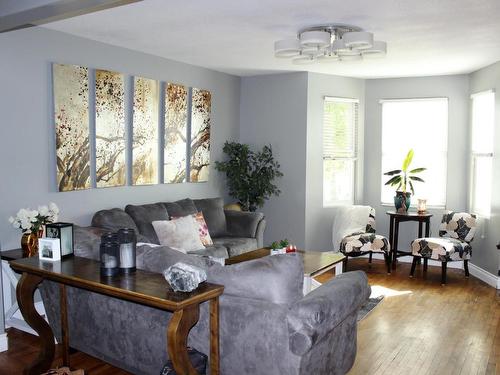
[100,241,119,277]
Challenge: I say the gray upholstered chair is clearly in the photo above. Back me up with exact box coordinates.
[410,211,477,284]
[339,207,392,274]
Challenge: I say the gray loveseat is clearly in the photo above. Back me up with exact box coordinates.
[40,242,370,375]
[89,197,266,259]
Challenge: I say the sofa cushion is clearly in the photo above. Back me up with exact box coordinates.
[125,203,169,244]
[193,198,227,237]
[91,208,139,233]
[152,216,205,253]
[207,254,304,305]
[164,198,198,217]
[213,237,258,257]
[187,245,229,259]
[73,225,107,260]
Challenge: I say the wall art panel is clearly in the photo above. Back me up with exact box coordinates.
[53,63,90,192]
[164,83,188,183]
[132,76,159,185]
[190,88,211,182]
[95,69,126,188]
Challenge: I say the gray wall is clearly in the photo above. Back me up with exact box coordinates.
[305,73,365,250]
[239,73,308,247]
[364,75,470,264]
[0,27,240,250]
[469,62,500,275]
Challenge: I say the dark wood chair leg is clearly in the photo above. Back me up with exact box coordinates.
[343,256,348,272]
[423,258,428,273]
[368,252,373,264]
[441,262,447,285]
[464,260,469,277]
[384,253,391,274]
[410,257,418,277]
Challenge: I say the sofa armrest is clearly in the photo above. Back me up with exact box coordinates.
[224,210,264,238]
[287,271,370,355]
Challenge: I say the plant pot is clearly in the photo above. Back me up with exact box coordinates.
[21,232,41,257]
[394,191,411,213]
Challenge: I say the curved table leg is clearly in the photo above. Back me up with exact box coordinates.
[167,304,200,375]
[16,273,55,375]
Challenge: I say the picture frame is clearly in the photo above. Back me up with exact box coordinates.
[38,238,61,262]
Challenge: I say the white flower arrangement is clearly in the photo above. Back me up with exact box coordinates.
[8,202,59,234]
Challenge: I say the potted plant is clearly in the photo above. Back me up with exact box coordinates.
[270,239,296,255]
[215,141,283,211]
[384,149,426,213]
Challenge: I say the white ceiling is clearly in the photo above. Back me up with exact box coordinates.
[43,0,500,78]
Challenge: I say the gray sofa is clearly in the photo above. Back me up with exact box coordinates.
[39,243,370,375]
[89,197,266,258]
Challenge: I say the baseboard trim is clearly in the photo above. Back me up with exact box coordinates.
[0,332,7,352]
[468,263,499,289]
[362,254,498,288]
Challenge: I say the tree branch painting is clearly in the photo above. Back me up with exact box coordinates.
[95,69,125,188]
[190,88,211,182]
[132,76,159,185]
[53,63,90,192]
[164,83,187,183]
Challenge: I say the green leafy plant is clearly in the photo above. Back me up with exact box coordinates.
[384,149,426,194]
[270,239,289,250]
[215,141,283,211]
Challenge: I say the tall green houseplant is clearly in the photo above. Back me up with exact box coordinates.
[215,141,283,211]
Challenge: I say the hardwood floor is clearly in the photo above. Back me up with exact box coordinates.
[0,257,498,374]
[333,258,500,375]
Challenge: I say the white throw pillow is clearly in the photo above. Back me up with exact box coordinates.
[152,215,205,253]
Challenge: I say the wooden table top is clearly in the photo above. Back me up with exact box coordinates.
[1,249,24,261]
[386,210,433,218]
[225,248,345,277]
[10,256,223,311]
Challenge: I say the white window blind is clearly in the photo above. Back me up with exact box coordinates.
[470,90,495,217]
[380,98,448,207]
[323,97,359,206]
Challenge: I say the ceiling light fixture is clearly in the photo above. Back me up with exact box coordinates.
[274,24,387,64]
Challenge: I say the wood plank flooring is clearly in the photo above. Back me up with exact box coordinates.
[0,257,498,374]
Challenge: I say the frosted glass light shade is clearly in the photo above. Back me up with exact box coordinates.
[361,41,387,57]
[342,31,373,50]
[274,39,301,57]
[317,51,340,62]
[292,54,316,64]
[332,39,349,53]
[299,31,330,48]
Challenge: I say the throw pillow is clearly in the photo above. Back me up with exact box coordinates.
[152,216,205,253]
[171,212,214,246]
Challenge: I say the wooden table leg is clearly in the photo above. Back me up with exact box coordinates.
[167,304,200,375]
[210,297,220,375]
[60,284,70,367]
[16,273,55,375]
[392,219,399,270]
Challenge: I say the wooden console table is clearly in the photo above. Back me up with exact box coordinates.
[386,211,433,270]
[10,256,223,375]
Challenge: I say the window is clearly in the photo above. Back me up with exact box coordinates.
[470,90,495,217]
[381,98,448,207]
[323,97,359,206]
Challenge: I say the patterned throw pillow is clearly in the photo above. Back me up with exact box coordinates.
[171,212,214,246]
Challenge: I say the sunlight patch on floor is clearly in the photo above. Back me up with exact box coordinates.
[370,285,412,298]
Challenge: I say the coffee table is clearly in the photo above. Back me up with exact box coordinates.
[226,248,346,294]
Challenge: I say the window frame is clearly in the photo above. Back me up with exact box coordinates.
[379,97,449,208]
[322,96,360,207]
[469,89,495,218]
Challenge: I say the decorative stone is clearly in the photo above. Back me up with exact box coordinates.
[163,262,207,292]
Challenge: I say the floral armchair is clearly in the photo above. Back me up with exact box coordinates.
[410,211,477,284]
